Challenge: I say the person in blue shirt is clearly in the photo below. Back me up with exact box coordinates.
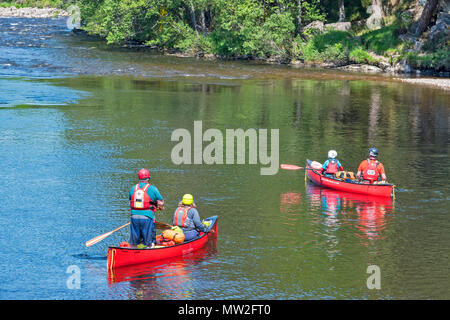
[322,150,344,177]
[129,168,164,248]
[172,194,208,242]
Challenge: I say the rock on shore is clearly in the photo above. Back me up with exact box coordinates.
[0,6,69,18]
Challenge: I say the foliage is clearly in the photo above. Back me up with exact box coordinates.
[406,49,450,71]
[349,47,377,64]
[4,0,446,71]
[359,15,410,56]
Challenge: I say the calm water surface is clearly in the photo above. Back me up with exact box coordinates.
[0,17,448,300]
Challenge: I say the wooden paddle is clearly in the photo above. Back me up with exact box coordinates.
[85,220,173,247]
[155,221,173,230]
[85,222,130,247]
[280,164,318,171]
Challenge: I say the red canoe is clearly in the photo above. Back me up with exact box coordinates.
[107,216,218,269]
[306,159,395,198]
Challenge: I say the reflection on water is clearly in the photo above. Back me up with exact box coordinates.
[306,184,394,244]
[0,16,449,300]
[107,240,217,299]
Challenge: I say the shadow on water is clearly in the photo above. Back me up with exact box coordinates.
[72,253,107,261]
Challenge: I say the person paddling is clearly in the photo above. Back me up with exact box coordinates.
[129,168,164,248]
[356,148,387,183]
[172,194,209,242]
[322,150,344,177]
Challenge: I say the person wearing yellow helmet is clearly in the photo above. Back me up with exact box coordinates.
[172,194,209,242]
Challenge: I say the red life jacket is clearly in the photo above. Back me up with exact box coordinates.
[130,183,153,211]
[326,159,339,174]
[363,159,380,182]
[173,206,194,229]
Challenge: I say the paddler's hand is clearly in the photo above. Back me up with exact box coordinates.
[157,200,165,210]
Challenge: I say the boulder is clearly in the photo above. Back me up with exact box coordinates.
[324,22,351,32]
[337,64,383,74]
[303,20,325,33]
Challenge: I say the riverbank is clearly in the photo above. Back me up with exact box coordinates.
[0,6,68,18]
[160,50,450,90]
[0,5,448,91]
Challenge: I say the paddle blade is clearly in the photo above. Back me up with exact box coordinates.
[85,232,113,247]
[155,221,173,230]
[280,164,304,170]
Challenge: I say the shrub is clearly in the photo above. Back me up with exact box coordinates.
[349,47,377,64]
[406,49,450,71]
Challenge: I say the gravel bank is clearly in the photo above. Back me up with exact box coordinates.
[0,6,69,18]
[395,78,450,91]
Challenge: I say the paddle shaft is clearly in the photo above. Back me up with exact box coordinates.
[85,222,130,247]
[280,164,318,171]
[155,221,173,230]
[86,220,173,247]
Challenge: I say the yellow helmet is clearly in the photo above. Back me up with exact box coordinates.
[182,194,194,205]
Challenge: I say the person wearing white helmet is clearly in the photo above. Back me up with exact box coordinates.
[322,150,344,176]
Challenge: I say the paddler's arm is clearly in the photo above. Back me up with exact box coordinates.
[322,160,329,172]
[148,185,165,210]
[338,160,344,171]
[190,208,208,233]
[378,163,387,182]
[355,160,365,180]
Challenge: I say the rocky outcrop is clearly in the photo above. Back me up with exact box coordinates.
[324,22,351,32]
[304,21,352,33]
[303,20,325,35]
[0,6,69,18]
[429,12,450,40]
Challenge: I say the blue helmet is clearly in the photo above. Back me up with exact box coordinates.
[369,147,378,157]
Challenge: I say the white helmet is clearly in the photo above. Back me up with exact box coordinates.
[328,150,337,159]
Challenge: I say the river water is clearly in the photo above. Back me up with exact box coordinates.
[0,17,448,300]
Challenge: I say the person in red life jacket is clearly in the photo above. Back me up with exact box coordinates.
[129,168,165,248]
[172,194,209,242]
[356,148,387,183]
[322,150,344,177]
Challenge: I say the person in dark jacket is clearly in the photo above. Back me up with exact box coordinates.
[172,194,208,241]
